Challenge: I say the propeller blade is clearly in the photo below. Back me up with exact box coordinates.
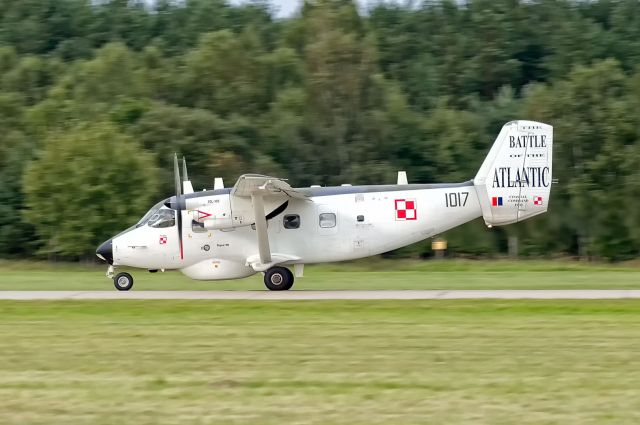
[173,154,184,259]
[182,157,188,182]
[177,209,183,260]
[174,153,182,197]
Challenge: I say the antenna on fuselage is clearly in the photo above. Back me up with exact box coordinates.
[397,171,408,185]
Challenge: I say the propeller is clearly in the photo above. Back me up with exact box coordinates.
[166,154,186,260]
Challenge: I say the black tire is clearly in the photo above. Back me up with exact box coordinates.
[113,272,134,291]
[264,267,294,291]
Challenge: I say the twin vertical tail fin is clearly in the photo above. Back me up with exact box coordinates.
[474,120,553,226]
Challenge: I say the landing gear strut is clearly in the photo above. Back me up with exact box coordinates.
[114,272,134,291]
[264,267,294,291]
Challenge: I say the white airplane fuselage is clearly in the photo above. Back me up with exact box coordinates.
[98,120,553,289]
[112,182,480,280]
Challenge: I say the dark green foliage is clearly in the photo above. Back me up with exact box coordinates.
[0,133,37,257]
[22,123,159,258]
[0,0,638,259]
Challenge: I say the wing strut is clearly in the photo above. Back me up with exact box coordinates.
[251,193,272,265]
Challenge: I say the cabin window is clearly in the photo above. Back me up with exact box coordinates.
[357,215,365,222]
[319,213,336,228]
[192,220,207,233]
[148,209,175,228]
[283,214,300,229]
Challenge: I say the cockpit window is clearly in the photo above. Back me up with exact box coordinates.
[136,200,166,227]
[148,209,175,228]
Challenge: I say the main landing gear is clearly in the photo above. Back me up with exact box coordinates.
[264,266,294,291]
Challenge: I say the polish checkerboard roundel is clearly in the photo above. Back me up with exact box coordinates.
[395,199,417,221]
[159,235,167,245]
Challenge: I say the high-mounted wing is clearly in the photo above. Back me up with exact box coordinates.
[231,174,308,199]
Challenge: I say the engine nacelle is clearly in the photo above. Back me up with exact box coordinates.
[189,194,233,229]
[187,192,289,230]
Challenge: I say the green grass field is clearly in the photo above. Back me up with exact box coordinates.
[1,300,639,424]
[1,259,640,290]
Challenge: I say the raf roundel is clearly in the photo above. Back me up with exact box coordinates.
[395,199,417,221]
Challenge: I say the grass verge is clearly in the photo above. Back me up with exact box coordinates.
[1,259,639,290]
[0,300,639,424]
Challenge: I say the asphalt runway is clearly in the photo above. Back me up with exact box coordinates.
[1,290,640,300]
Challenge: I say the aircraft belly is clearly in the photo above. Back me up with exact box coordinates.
[178,227,257,280]
[179,259,255,280]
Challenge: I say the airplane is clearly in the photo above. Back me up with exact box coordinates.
[96,120,553,291]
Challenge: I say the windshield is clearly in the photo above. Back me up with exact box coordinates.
[148,208,175,228]
[136,200,166,227]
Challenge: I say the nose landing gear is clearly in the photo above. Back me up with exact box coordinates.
[106,266,134,291]
[113,272,134,291]
[264,266,294,291]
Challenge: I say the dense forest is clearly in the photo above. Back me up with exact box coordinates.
[0,0,639,260]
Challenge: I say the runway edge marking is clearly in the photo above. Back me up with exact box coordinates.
[1,290,640,300]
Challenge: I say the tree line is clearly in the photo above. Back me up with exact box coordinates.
[0,0,639,260]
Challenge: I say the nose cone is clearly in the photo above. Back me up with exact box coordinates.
[96,238,113,264]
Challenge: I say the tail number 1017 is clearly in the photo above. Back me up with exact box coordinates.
[445,192,469,208]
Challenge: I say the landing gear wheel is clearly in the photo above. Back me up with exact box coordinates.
[113,272,134,291]
[264,267,294,291]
